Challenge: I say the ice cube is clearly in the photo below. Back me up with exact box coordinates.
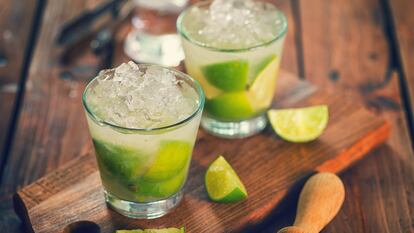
[86,62,197,129]
[184,0,284,49]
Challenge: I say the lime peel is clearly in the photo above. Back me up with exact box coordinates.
[116,227,185,233]
[205,156,247,203]
[202,60,249,91]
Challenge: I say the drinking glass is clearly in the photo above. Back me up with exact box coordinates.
[82,64,204,219]
[177,1,287,138]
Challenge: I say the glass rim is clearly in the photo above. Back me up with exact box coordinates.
[82,63,205,132]
[176,0,288,53]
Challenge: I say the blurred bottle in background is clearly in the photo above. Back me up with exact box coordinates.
[124,0,188,67]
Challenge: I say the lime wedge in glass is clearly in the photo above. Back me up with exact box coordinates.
[116,227,185,233]
[252,55,278,80]
[267,105,329,142]
[205,92,255,120]
[135,168,187,200]
[186,64,222,99]
[143,140,191,181]
[202,60,249,91]
[248,55,279,111]
[205,156,247,203]
[93,139,146,181]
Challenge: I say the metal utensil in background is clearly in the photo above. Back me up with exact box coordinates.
[56,0,125,46]
[57,0,134,78]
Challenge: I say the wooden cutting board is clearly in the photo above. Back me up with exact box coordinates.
[13,72,390,233]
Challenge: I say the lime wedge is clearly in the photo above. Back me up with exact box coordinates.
[202,60,249,91]
[116,227,185,233]
[267,105,329,142]
[186,64,222,99]
[143,141,191,181]
[93,140,146,181]
[248,55,279,111]
[134,167,187,200]
[252,55,278,79]
[205,156,247,203]
[205,92,255,121]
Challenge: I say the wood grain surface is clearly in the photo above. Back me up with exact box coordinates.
[0,0,105,231]
[0,0,37,180]
[388,0,414,123]
[295,0,414,232]
[14,72,390,233]
[0,1,38,232]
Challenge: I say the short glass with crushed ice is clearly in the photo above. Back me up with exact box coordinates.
[82,62,204,219]
[177,0,287,138]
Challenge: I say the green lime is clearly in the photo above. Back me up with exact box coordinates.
[143,140,191,181]
[133,168,187,201]
[251,55,278,81]
[205,92,255,121]
[99,166,141,202]
[117,230,144,233]
[248,55,279,111]
[202,60,249,91]
[205,156,247,203]
[267,105,329,142]
[186,63,222,99]
[116,227,185,233]
[93,139,146,181]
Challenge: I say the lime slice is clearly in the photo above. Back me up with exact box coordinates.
[248,55,279,111]
[267,105,329,142]
[133,168,187,200]
[205,156,247,203]
[116,227,185,233]
[99,166,142,202]
[93,139,146,181]
[252,55,278,79]
[185,63,222,99]
[205,92,255,121]
[143,141,191,181]
[202,60,249,91]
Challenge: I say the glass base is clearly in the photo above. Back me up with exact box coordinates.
[124,30,184,67]
[201,114,267,138]
[104,190,183,219]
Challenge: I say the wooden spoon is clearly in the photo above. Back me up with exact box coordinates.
[277,172,345,233]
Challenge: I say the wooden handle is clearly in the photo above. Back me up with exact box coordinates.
[278,172,345,233]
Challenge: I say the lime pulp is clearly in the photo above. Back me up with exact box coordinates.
[267,105,329,142]
[205,156,247,203]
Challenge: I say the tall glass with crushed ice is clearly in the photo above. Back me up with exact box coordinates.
[178,0,287,138]
[82,62,204,219]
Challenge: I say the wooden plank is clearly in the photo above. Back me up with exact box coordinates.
[388,0,414,127]
[295,0,414,232]
[0,0,37,174]
[0,1,38,232]
[0,0,105,232]
[13,72,390,233]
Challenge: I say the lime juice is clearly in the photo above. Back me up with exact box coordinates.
[178,0,287,138]
[82,62,204,219]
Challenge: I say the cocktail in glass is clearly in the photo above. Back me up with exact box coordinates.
[177,0,287,138]
[82,62,204,219]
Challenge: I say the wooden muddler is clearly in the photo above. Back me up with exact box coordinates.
[277,172,345,233]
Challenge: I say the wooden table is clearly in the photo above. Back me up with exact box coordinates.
[0,0,413,232]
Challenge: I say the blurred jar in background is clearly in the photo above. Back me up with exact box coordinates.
[124,0,188,67]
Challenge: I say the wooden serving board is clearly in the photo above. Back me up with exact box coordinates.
[14,72,390,233]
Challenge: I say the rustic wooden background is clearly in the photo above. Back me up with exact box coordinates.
[0,0,413,232]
